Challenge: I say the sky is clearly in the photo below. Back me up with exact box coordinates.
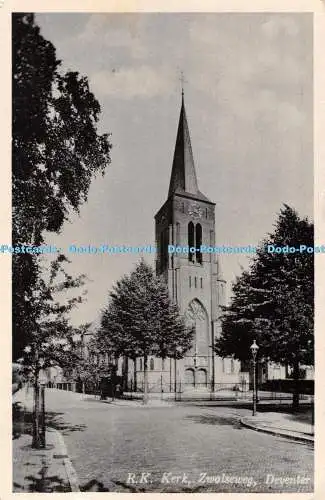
[35,12,313,327]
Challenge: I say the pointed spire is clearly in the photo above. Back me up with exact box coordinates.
[168,94,199,197]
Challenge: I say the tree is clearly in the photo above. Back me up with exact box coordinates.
[12,13,112,359]
[73,337,113,396]
[17,254,88,447]
[215,205,314,410]
[97,260,194,403]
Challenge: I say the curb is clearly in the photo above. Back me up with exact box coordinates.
[49,428,80,492]
[240,418,314,444]
[101,400,174,408]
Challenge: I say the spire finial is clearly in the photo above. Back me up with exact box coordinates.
[180,71,186,99]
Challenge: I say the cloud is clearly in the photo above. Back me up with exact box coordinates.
[90,65,174,99]
[185,14,309,141]
[77,14,148,60]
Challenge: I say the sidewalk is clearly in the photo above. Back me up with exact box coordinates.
[12,428,78,492]
[240,412,314,443]
[100,398,175,407]
[12,388,80,492]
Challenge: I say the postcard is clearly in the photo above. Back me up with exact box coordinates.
[1,1,324,499]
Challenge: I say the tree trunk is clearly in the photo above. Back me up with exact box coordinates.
[143,354,149,404]
[133,358,137,392]
[40,385,46,447]
[32,377,41,448]
[122,356,128,392]
[292,361,300,411]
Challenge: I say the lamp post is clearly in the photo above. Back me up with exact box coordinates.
[250,340,259,416]
[174,347,182,401]
[174,355,177,401]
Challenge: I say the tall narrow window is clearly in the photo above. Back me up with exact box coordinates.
[139,358,143,371]
[150,358,155,371]
[176,222,180,245]
[205,208,208,218]
[160,230,165,270]
[231,359,235,373]
[188,222,194,262]
[196,223,202,264]
[160,228,169,270]
[194,277,197,288]
[189,276,192,288]
[200,277,203,288]
[162,358,165,370]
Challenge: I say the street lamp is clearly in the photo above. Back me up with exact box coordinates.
[250,340,259,416]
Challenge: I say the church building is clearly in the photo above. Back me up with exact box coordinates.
[127,94,247,393]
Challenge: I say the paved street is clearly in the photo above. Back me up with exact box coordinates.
[32,389,314,493]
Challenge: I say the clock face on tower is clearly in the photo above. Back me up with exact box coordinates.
[188,202,203,219]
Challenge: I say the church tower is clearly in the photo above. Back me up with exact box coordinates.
[127,93,244,393]
[154,93,231,390]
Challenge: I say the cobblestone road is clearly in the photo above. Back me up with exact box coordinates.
[43,390,314,493]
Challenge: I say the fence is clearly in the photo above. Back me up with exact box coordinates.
[48,379,313,404]
[121,380,313,403]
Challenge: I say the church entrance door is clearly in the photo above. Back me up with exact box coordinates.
[184,368,195,389]
[196,368,207,388]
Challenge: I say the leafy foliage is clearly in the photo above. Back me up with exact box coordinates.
[12,13,111,243]
[98,260,193,359]
[96,260,194,401]
[215,205,314,369]
[17,255,88,382]
[12,13,111,359]
[74,337,113,390]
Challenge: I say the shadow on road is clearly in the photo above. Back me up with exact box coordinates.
[80,479,111,491]
[184,413,242,429]
[13,406,87,438]
[45,411,87,435]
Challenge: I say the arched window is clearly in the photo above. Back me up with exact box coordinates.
[150,358,154,370]
[188,222,194,262]
[196,223,202,264]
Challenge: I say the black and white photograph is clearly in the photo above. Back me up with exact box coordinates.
[11,10,315,494]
